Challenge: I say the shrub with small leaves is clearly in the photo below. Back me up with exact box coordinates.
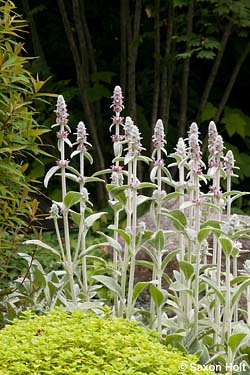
[0,308,215,375]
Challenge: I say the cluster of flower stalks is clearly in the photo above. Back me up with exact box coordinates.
[25,87,250,373]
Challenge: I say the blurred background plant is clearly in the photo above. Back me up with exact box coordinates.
[0,0,56,323]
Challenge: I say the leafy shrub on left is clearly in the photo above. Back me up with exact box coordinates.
[0,0,54,321]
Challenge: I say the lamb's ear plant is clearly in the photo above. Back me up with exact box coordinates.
[148,119,177,335]
[19,86,250,374]
[24,95,108,309]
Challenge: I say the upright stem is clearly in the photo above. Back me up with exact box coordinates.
[223,254,232,372]
[60,124,77,306]
[127,158,138,319]
[227,175,238,322]
[54,218,66,265]
[120,161,133,316]
[178,163,186,320]
[113,121,121,315]
[247,286,250,326]
[156,149,162,336]
[193,167,201,336]
[214,169,222,343]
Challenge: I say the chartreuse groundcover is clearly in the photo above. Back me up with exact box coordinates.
[0,308,214,375]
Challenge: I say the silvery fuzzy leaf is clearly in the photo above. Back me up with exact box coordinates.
[44,165,61,187]
[137,195,151,206]
[137,156,151,164]
[85,151,93,164]
[64,191,82,209]
[150,166,157,182]
[114,142,123,157]
[85,212,107,229]
[85,176,105,183]
[65,173,79,183]
[92,275,122,299]
[124,153,134,165]
[64,137,72,147]
[70,149,81,159]
[23,240,60,257]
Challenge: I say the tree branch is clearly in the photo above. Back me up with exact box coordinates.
[178,0,194,137]
[196,20,233,122]
[160,0,174,131]
[214,40,250,123]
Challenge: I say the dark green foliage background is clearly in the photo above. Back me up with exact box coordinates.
[16,0,250,211]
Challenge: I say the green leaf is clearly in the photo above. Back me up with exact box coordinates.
[138,182,158,189]
[23,240,60,257]
[133,282,150,304]
[97,232,122,254]
[162,191,183,202]
[198,226,223,243]
[154,230,165,251]
[149,284,165,307]
[64,191,82,208]
[219,236,233,256]
[179,260,194,281]
[228,333,247,354]
[199,276,225,306]
[85,152,93,164]
[231,278,250,309]
[135,260,154,271]
[92,275,122,298]
[84,176,104,183]
[164,332,186,351]
[161,249,179,272]
[200,219,223,229]
[81,242,109,256]
[196,50,216,59]
[136,156,151,164]
[70,211,82,226]
[85,212,107,228]
[109,227,131,246]
[230,275,250,286]
[197,228,212,243]
[222,107,248,138]
[161,209,187,231]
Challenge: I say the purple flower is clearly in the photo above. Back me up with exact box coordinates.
[124,117,142,157]
[209,185,222,198]
[112,116,124,125]
[110,86,124,114]
[175,137,187,159]
[73,121,92,149]
[57,130,69,139]
[55,95,69,126]
[208,121,218,155]
[152,119,166,150]
[154,159,165,167]
[56,159,70,167]
[224,150,235,176]
[111,134,124,142]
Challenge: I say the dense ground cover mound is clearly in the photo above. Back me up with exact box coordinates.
[0,308,214,375]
